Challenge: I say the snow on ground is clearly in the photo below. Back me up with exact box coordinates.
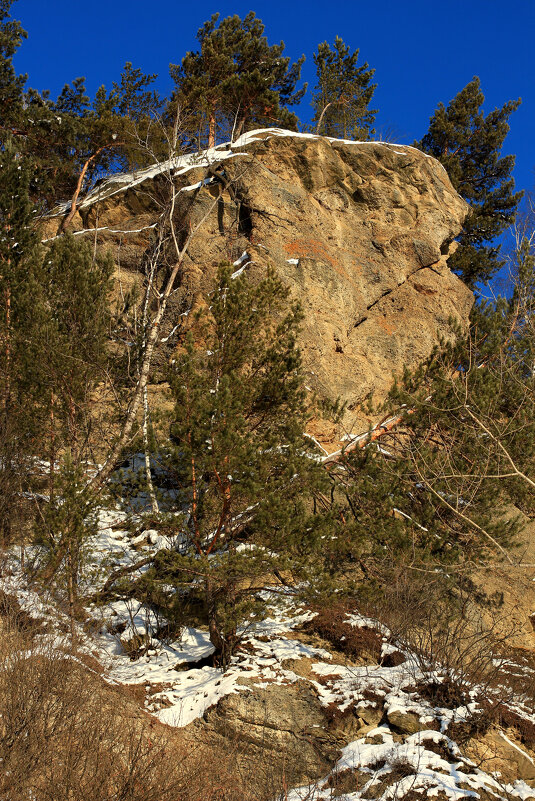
[310,658,477,734]
[287,727,535,800]
[91,588,330,728]
[2,505,535,798]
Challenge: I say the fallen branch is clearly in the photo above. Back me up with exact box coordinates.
[97,556,154,595]
[322,409,414,466]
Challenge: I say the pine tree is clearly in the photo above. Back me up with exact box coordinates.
[0,138,46,543]
[111,62,160,122]
[311,36,377,140]
[417,77,522,287]
[17,62,160,211]
[40,234,114,467]
[34,236,114,622]
[151,266,329,665]
[169,12,306,148]
[382,246,535,566]
[36,455,98,638]
[0,0,26,134]
[326,234,535,595]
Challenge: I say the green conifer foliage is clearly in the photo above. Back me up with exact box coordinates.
[417,77,522,287]
[35,454,98,635]
[152,266,328,665]
[7,55,160,211]
[169,12,306,147]
[32,237,114,622]
[0,0,26,132]
[0,139,45,542]
[311,36,377,140]
[383,248,535,567]
[327,235,535,593]
[40,235,114,464]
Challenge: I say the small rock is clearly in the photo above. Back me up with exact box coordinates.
[386,708,427,734]
[356,703,383,728]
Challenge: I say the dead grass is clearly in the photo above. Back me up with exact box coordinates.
[0,599,293,801]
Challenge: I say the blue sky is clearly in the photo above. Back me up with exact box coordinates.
[13,0,534,196]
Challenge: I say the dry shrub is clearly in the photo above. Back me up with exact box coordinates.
[0,603,292,801]
[0,630,188,800]
[305,601,384,662]
[0,588,43,635]
[322,766,369,797]
[497,707,535,749]
[387,756,415,781]
[186,750,287,801]
[450,702,535,751]
[364,570,523,707]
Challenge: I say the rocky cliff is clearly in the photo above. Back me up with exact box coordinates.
[48,128,473,438]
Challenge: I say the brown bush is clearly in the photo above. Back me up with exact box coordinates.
[0,605,283,801]
[0,631,188,800]
[305,601,384,663]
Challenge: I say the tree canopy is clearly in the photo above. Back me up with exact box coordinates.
[311,36,377,140]
[417,77,522,287]
[169,12,306,147]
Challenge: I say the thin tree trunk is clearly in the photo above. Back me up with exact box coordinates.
[67,544,76,644]
[142,384,159,514]
[4,287,10,414]
[89,184,223,492]
[233,116,245,142]
[57,142,123,235]
[208,110,216,149]
[315,102,334,135]
[1,286,12,546]
[49,394,56,500]
[140,233,160,515]
[205,576,224,658]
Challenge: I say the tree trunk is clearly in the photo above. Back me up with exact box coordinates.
[205,575,238,668]
[67,543,76,645]
[4,286,10,415]
[89,182,223,492]
[205,577,224,661]
[233,116,245,142]
[142,384,159,514]
[208,111,216,149]
[57,142,123,235]
[49,394,56,500]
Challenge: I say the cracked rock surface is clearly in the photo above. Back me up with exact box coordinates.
[47,130,473,438]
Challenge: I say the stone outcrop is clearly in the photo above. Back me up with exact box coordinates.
[47,128,473,437]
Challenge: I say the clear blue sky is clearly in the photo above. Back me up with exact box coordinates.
[12,0,535,194]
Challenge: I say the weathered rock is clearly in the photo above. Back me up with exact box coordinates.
[48,128,473,438]
[468,727,535,786]
[199,680,350,785]
[386,707,428,734]
[356,702,384,728]
[487,729,535,782]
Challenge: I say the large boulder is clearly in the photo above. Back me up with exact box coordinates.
[47,128,473,438]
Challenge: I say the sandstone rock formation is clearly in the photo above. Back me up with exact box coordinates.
[47,128,473,438]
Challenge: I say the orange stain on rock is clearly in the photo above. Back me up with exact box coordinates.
[378,317,398,336]
[284,238,342,273]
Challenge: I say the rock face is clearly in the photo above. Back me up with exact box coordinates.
[197,681,340,785]
[48,129,473,437]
